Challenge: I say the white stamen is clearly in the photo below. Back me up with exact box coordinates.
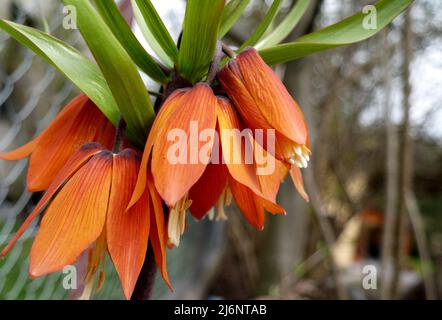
[294,159,304,168]
[301,157,308,168]
[207,207,215,220]
[167,196,192,248]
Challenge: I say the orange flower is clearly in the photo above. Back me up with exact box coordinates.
[129,83,218,247]
[0,143,170,300]
[218,47,311,201]
[189,98,285,230]
[130,90,285,246]
[0,95,115,192]
[130,83,218,207]
[218,47,311,170]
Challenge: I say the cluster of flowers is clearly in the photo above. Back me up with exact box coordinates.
[0,48,310,299]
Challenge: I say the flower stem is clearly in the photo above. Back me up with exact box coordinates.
[222,43,237,59]
[131,246,157,300]
[207,41,223,85]
[112,116,127,153]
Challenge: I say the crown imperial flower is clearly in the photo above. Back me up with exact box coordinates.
[218,47,311,169]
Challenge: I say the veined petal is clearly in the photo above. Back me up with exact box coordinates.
[234,48,308,145]
[128,90,187,210]
[29,151,113,277]
[28,98,108,192]
[147,173,172,290]
[229,177,265,230]
[107,149,150,300]
[259,196,286,216]
[94,118,117,150]
[229,175,285,230]
[289,166,309,202]
[254,140,283,202]
[0,143,103,256]
[0,138,39,161]
[152,83,217,206]
[218,64,272,131]
[216,98,262,196]
[189,163,228,220]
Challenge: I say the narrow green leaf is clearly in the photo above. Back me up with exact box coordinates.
[239,0,282,51]
[256,0,310,49]
[134,0,179,64]
[178,0,225,83]
[0,19,120,126]
[260,0,414,65]
[219,0,250,38]
[131,0,173,68]
[94,0,169,83]
[64,0,155,145]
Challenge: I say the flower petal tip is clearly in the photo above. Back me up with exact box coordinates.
[28,267,44,280]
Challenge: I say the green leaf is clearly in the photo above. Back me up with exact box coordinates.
[219,0,250,38]
[64,0,155,145]
[178,0,225,83]
[260,0,414,65]
[94,0,169,83]
[131,0,173,68]
[256,0,310,49]
[133,0,178,65]
[239,0,282,51]
[0,19,120,126]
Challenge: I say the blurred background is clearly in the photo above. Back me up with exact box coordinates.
[0,0,441,300]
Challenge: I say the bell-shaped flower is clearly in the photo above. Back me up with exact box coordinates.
[218,47,311,170]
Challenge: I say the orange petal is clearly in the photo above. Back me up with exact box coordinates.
[29,151,113,277]
[259,196,286,216]
[147,173,172,290]
[289,166,309,202]
[189,163,228,220]
[0,143,103,257]
[128,90,187,210]
[218,64,272,131]
[253,136,283,202]
[226,48,308,145]
[216,98,262,196]
[106,149,150,300]
[94,118,116,150]
[151,83,217,206]
[28,97,108,192]
[0,138,39,161]
[229,177,265,230]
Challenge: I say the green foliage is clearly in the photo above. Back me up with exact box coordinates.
[178,0,225,83]
[260,0,414,65]
[0,0,414,140]
[64,0,155,145]
[219,0,250,38]
[94,0,169,83]
[239,0,283,51]
[133,0,179,66]
[256,0,310,49]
